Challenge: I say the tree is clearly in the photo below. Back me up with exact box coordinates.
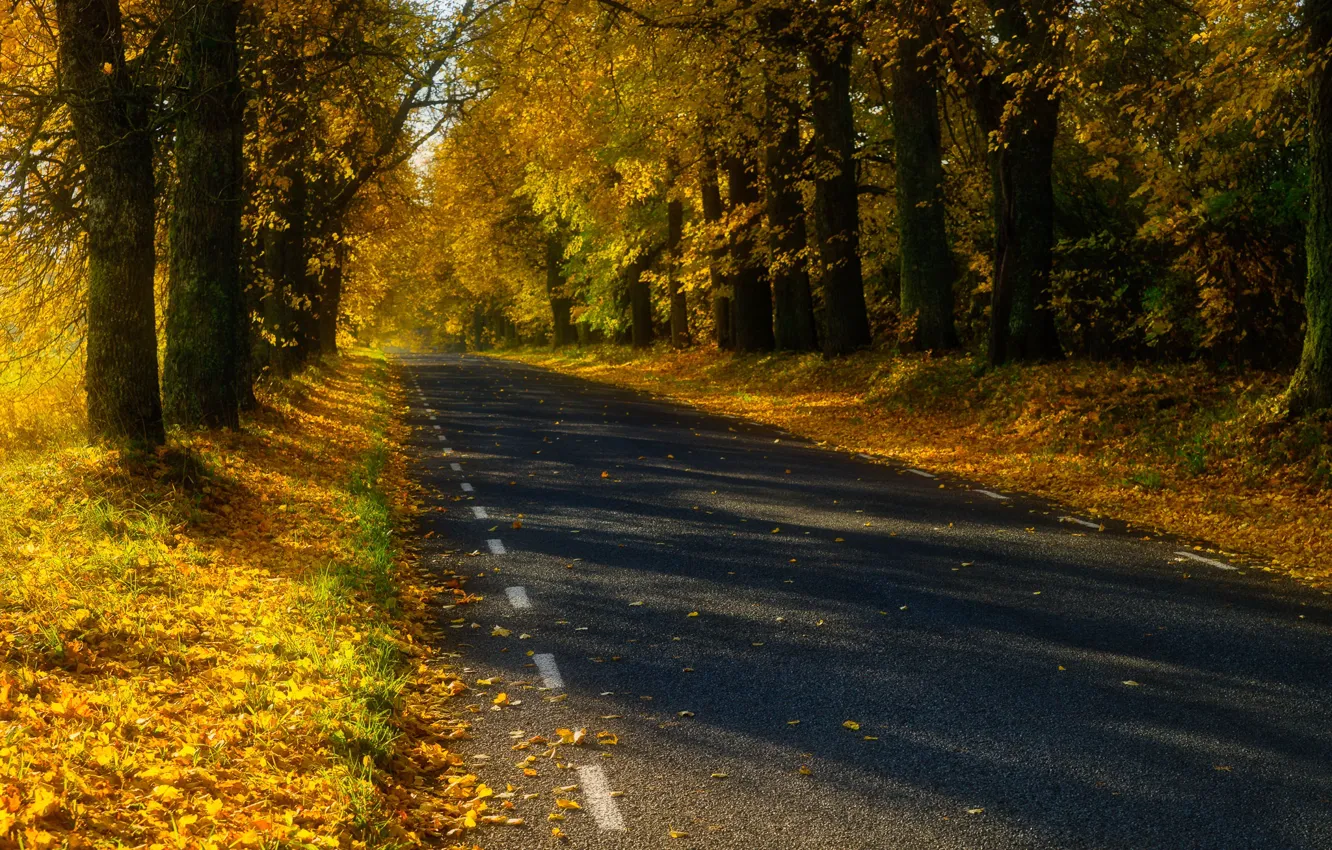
[55,0,164,445]
[164,0,246,428]
[700,150,733,350]
[761,6,818,352]
[546,234,576,346]
[948,0,1068,365]
[727,151,775,352]
[806,7,872,356]
[1290,0,1332,413]
[889,8,957,351]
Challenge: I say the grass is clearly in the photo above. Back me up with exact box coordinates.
[0,351,495,849]
[496,344,1332,589]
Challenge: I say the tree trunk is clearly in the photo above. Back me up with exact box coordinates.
[163,0,244,428]
[808,35,872,357]
[628,252,653,349]
[667,196,689,346]
[700,152,733,350]
[546,235,575,346]
[56,0,164,445]
[892,28,958,352]
[983,90,1062,366]
[472,304,486,351]
[726,153,775,352]
[316,239,345,356]
[764,79,819,352]
[1290,0,1332,414]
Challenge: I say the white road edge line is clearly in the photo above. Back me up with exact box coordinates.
[471,506,488,519]
[450,462,462,471]
[576,764,626,831]
[1059,516,1102,530]
[487,538,507,555]
[906,468,936,479]
[973,489,1011,501]
[1175,551,1238,571]
[533,653,564,689]
[461,483,474,492]
[504,585,530,608]
[857,453,874,461]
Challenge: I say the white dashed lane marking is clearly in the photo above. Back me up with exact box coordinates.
[504,586,530,609]
[471,506,489,519]
[1175,550,1238,571]
[461,483,474,492]
[906,468,937,479]
[1060,516,1102,530]
[486,539,506,555]
[973,489,1011,501]
[576,764,626,831]
[533,653,564,689]
[450,462,462,471]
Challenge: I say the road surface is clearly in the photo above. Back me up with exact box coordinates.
[399,352,1332,850]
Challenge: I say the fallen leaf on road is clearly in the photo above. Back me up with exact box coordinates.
[843,720,860,731]
[555,799,581,810]
[669,829,689,838]
[491,626,512,637]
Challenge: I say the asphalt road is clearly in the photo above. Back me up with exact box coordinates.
[398,352,1332,850]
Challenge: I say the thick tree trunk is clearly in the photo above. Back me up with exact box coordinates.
[700,153,733,350]
[628,253,653,349]
[1290,0,1332,414]
[764,80,819,352]
[56,0,164,445]
[164,0,244,428]
[667,197,689,346]
[726,154,775,352]
[984,91,1062,366]
[546,235,574,346]
[892,29,958,352]
[808,35,872,357]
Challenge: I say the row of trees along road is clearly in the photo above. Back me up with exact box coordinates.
[0,0,490,444]
[372,0,1332,416]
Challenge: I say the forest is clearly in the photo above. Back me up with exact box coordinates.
[0,1,1330,440]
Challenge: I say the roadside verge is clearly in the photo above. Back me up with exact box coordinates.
[0,351,490,848]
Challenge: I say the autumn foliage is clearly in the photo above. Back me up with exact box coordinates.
[0,355,493,848]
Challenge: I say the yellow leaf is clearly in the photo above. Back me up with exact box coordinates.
[555,799,581,810]
[491,626,511,637]
[842,720,860,731]
[493,692,509,706]
[669,829,690,838]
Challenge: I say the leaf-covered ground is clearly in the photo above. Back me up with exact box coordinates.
[498,346,1331,589]
[0,352,495,849]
